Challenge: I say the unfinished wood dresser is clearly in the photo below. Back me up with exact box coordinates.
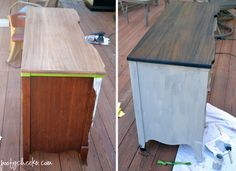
[21,8,105,161]
[128,2,218,161]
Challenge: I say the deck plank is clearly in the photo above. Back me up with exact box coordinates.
[40,153,61,171]
[118,122,139,171]
[83,136,103,171]
[224,21,236,116]
[0,71,21,171]
[210,39,232,110]
[90,113,115,171]
[118,99,134,145]
[60,151,83,171]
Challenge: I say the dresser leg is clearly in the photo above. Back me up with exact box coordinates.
[139,147,146,151]
[80,146,89,161]
[139,143,146,151]
[22,77,31,163]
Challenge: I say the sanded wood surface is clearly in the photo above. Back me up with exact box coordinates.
[119,1,236,170]
[128,2,218,68]
[21,7,105,75]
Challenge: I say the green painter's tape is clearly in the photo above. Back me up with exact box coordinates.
[21,72,105,78]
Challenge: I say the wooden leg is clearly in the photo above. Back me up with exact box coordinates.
[80,146,89,161]
[7,41,22,63]
[139,142,146,151]
[22,77,31,162]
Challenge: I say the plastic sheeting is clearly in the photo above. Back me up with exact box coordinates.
[173,103,236,171]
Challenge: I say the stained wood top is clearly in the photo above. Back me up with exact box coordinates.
[128,2,218,68]
[21,7,105,75]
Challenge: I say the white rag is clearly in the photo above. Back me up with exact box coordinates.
[0,19,9,27]
[173,103,236,171]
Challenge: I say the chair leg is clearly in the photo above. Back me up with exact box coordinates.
[120,0,125,16]
[125,4,129,24]
[144,4,148,27]
[7,41,22,63]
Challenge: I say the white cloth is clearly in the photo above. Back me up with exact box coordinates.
[0,19,9,27]
[173,103,236,171]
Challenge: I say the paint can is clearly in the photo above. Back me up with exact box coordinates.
[212,154,224,170]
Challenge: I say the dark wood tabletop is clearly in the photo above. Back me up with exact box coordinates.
[127,2,219,68]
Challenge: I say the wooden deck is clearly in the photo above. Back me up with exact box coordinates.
[0,0,115,170]
[118,1,236,171]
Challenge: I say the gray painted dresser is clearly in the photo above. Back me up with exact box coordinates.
[127,2,218,161]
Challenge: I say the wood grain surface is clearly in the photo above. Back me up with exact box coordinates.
[21,7,105,75]
[29,77,95,154]
[128,2,218,68]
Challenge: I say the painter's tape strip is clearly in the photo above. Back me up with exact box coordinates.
[157,160,191,166]
[21,72,105,78]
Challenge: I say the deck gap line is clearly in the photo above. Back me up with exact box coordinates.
[127,143,139,170]
[119,119,135,147]
[121,96,132,112]
[223,20,236,111]
[149,142,161,169]
[210,40,223,102]
[97,108,115,151]
[90,134,104,171]
[0,69,9,150]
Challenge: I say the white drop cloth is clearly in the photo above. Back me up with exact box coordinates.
[173,103,236,171]
[0,19,9,27]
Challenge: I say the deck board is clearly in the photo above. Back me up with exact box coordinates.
[0,0,115,170]
[118,1,236,170]
[0,71,21,171]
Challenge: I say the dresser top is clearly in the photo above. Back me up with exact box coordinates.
[21,8,105,76]
[128,2,218,68]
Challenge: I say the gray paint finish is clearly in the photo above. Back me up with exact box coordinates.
[129,61,210,161]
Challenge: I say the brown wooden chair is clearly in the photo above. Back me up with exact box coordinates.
[7,1,41,63]
[7,13,25,63]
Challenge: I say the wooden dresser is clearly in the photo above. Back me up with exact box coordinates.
[21,8,105,161]
[128,2,218,161]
